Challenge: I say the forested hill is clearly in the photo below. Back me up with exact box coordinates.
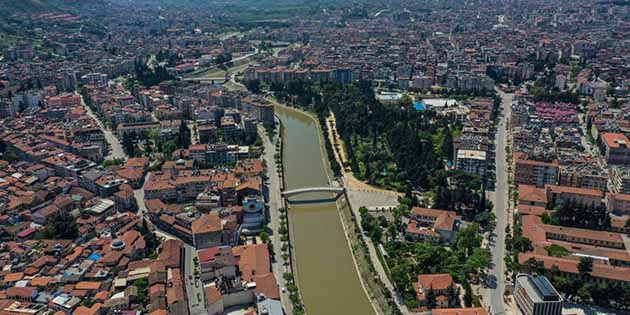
[1,0,62,16]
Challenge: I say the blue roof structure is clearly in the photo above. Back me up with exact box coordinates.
[87,253,101,261]
[413,101,425,111]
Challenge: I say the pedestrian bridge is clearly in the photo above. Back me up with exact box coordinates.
[281,186,345,198]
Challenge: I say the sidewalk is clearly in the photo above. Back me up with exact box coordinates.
[259,125,293,313]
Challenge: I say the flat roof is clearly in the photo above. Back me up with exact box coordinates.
[517,274,561,302]
[457,149,487,160]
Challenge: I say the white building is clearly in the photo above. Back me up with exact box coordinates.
[456,149,487,177]
[555,74,567,90]
[514,274,563,315]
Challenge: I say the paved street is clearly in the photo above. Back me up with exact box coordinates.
[259,125,293,313]
[134,172,150,215]
[80,93,128,160]
[184,244,209,315]
[481,88,513,315]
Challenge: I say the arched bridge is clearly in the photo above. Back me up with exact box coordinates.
[281,186,346,198]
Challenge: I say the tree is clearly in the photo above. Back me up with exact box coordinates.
[122,133,136,156]
[133,60,174,87]
[178,121,191,149]
[425,287,436,309]
[577,285,591,303]
[441,125,454,162]
[245,79,261,94]
[2,149,18,163]
[139,219,159,256]
[215,52,232,65]
[466,248,492,276]
[463,282,473,307]
[41,211,79,240]
[456,223,482,257]
[578,256,593,277]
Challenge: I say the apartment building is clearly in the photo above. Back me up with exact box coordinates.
[610,166,630,194]
[515,153,559,188]
[606,193,630,215]
[545,185,603,207]
[600,133,630,165]
[514,274,562,315]
[558,164,608,192]
[456,149,487,177]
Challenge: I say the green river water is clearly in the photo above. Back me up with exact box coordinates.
[276,106,375,315]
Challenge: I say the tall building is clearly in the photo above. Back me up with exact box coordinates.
[456,149,487,177]
[514,274,563,315]
[600,133,630,165]
[515,153,559,187]
[0,99,18,118]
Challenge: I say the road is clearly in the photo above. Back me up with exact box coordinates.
[578,113,607,173]
[259,125,293,313]
[79,93,128,160]
[481,88,513,315]
[184,48,258,81]
[184,244,209,315]
[134,172,150,215]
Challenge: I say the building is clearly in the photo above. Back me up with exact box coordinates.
[545,185,603,207]
[241,196,264,234]
[557,165,608,192]
[515,154,559,187]
[197,246,237,281]
[191,213,238,249]
[413,274,456,308]
[605,193,630,215]
[599,133,630,165]
[610,166,630,194]
[241,98,274,126]
[406,207,459,244]
[432,308,489,315]
[514,274,562,315]
[518,185,548,208]
[456,149,487,177]
[0,99,18,118]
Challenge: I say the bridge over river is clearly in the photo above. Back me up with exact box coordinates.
[281,186,345,198]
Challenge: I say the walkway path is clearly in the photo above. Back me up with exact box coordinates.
[326,111,402,197]
[325,111,408,314]
[259,125,293,313]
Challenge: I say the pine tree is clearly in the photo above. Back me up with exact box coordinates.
[463,282,473,307]
[122,133,136,157]
[179,121,191,149]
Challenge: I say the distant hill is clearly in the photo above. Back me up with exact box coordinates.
[0,0,62,16]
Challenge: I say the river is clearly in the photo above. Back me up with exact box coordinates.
[276,105,375,315]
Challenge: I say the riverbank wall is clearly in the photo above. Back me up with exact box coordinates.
[275,102,390,315]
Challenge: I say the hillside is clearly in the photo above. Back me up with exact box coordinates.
[0,0,62,16]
